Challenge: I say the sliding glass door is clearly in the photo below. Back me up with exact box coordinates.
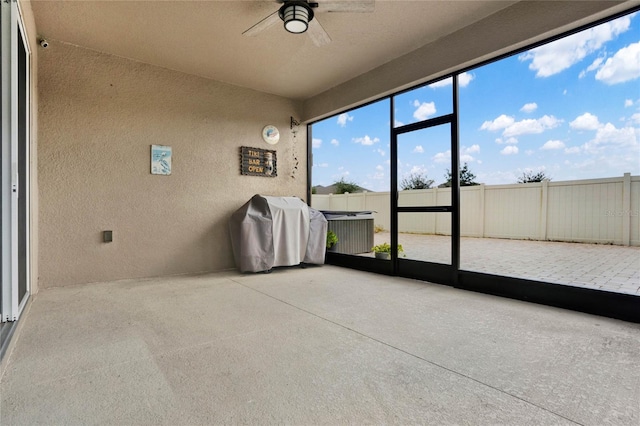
[1,0,30,329]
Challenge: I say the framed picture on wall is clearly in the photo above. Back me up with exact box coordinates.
[151,145,172,175]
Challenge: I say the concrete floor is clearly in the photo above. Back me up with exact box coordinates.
[1,266,639,425]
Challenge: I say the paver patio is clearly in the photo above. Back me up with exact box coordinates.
[368,232,640,295]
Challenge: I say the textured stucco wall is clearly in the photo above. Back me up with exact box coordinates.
[38,41,306,287]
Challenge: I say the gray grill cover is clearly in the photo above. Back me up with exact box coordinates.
[229,195,327,272]
[304,207,328,265]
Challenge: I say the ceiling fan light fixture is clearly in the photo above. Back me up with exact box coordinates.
[279,2,314,34]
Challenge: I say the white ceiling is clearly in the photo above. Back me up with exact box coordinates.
[31,0,525,100]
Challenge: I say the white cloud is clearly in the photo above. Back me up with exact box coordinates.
[588,56,605,71]
[564,146,581,154]
[462,144,480,154]
[337,113,354,127]
[413,145,424,153]
[409,165,429,175]
[501,146,519,155]
[312,138,322,148]
[520,103,538,113]
[572,120,639,164]
[433,150,451,163]
[580,56,605,78]
[541,140,566,150]
[376,148,386,156]
[352,135,380,146]
[429,72,475,88]
[376,165,384,171]
[581,123,638,154]
[625,99,634,107]
[314,162,329,168]
[429,77,452,88]
[595,41,640,85]
[480,114,515,131]
[458,72,475,87]
[631,113,640,125]
[394,120,404,127]
[413,101,437,121]
[570,112,601,131]
[525,150,535,156]
[330,138,339,146]
[503,115,563,138]
[518,14,631,77]
[461,145,480,163]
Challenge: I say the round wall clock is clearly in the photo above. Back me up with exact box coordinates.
[262,125,280,145]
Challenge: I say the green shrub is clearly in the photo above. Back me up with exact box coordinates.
[371,242,404,253]
[326,230,338,249]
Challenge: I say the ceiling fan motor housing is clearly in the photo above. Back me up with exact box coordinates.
[279,1,315,34]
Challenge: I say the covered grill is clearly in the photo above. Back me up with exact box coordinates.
[229,195,327,272]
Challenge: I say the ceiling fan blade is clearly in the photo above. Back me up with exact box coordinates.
[242,10,280,37]
[315,1,375,13]
[307,18,332,47]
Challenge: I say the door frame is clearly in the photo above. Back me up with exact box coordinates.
[390,76,460,285]
[1,0,31,323]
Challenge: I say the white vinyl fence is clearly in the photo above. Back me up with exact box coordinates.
[312,173,640,246]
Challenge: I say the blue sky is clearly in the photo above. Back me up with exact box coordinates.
[311,12,640,191]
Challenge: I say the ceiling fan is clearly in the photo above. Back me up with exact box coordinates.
[243,0,375,47]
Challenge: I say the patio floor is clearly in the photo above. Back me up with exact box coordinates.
[1,267,639,425]
[368,232,640,295]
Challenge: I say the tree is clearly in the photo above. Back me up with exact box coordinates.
[440,163,479,187]
[311,186,317,194]
[333,177,361,194]
[400,173,434,190]
[517,171,551,183]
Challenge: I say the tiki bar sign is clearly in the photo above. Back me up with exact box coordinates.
[240,146,277,177]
